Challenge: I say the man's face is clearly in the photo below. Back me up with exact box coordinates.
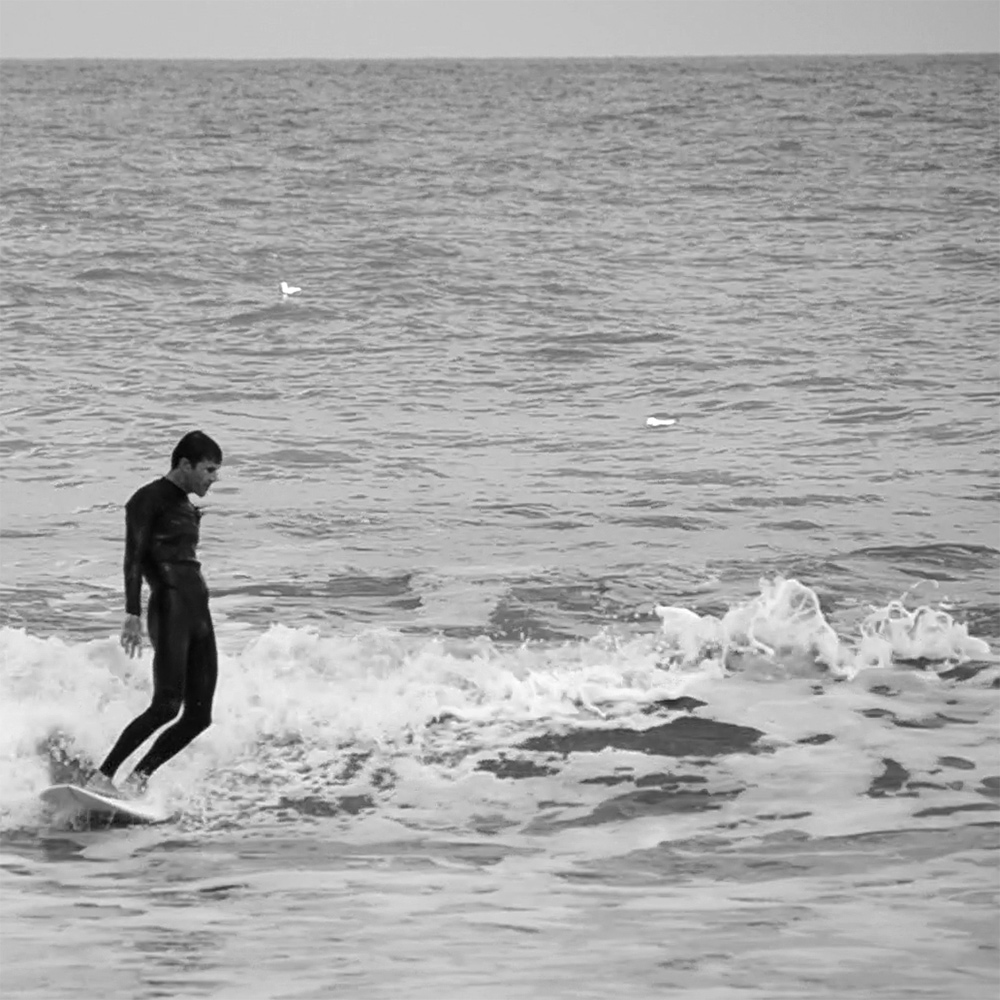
[184,459,221,497]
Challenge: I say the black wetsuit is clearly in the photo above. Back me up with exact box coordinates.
[99,477,217,780]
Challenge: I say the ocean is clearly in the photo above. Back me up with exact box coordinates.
[0,54,997,999]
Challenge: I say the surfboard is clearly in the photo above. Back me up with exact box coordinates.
[39,784,167,824]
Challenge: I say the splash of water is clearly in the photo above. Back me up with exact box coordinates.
[1,577,993,835]
[655,577,992,677]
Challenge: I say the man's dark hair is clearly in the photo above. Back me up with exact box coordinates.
[171,431,223,469]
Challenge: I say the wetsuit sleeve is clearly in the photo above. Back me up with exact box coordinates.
[123,489,156,616]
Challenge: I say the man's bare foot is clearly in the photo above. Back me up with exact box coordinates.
[85,772,120,798]
[120,772,149,799]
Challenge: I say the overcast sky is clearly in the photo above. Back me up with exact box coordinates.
[0,0,997,60]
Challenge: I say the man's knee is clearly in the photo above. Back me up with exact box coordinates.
[147,692,183,726]
[187,709,212,737]
[179,701,212,737]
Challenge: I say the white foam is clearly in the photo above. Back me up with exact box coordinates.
[655,577,994,678]
[858,601,992,666]
[3,578,994,834]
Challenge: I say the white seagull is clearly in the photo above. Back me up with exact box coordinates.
[280,281,302,298]
[646,417,677,428]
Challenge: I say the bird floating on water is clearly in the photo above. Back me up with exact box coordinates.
[280,281,301,298]
[646,417,677,428]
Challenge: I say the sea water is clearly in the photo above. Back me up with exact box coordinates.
[0,55,997,999]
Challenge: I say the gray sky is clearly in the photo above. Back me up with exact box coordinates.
[0,0,997,59]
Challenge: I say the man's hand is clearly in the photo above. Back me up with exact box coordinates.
[120,614,143,658]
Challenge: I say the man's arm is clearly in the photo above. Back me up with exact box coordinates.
[121,489,154,657]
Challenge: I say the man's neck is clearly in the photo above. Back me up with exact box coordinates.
[164,470,190,494]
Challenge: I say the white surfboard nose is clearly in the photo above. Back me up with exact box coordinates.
[40,783,168,823]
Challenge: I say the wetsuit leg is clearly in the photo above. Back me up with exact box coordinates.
[130,610,217,779]
[98,590,188,779]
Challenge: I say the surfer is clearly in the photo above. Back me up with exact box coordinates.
[88,431,223,798]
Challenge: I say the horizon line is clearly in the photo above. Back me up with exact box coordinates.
[2,50,997,62]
